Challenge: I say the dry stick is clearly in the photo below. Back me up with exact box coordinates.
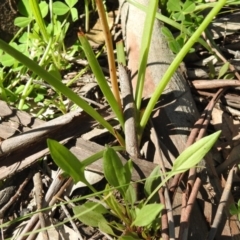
[27,178,72,240]
[178,88,224,240]
[179,177,202,240]
[118,64,139,157]
[169,85,225,196]
[95,0,122,109]
[159,188,169,240]
[207,167,235,240]
[192,79,240,89]
[213,47,240,82]
[168,87,224,239]
[184,31,231,193]
[203,30,240,81]
[0,171,33,219]
[60,202,83,240]
[33,171,49,240]
[187,88,223,189]
[25,178,73,240]
[169,109,208,195]
[150,120,175,239]
[19,170,67,240]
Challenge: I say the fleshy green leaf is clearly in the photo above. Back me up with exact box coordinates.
[78,32,124,129]
[103,146,130,197]
[39,1,49,18]
[171,131,221,174]
[161,26,174,40]
[66,0,78,8]
[34,93,44,102]
[119,233,141,240]
[14,17,32,28]
[84,202,109,214]
[230,203,238,215]
[123,159,133,185]
[0,54,17,67]
[70,8,78,22]
[52,1,70,15]
[73,204,107,227]
[218,62,229,79]
[167,0,181,12]
[182,0,195,13]
[125,184,137,206]
[47,139,87,183]
[116,41,126,66]
[98,221,116,237]
[144,166,161,199]
[131,204,163,227]
[18,0,32,17]
[104,185,129,223]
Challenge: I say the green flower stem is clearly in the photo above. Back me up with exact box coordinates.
[140,0,226,134]
[0,39,123,144]
[78,32,124,130]
[18,37,53,109]
[116,41,126,66]
[84,0,90,32]
[134,0,158,112]
[29,0,49,43]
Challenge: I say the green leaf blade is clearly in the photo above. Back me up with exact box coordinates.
[73,204,107,227]
[144,166,161,200]
[172,131,221,174]
[14,17,32,28]
[47,139,86,183]
[103,147,129,196]
[132,204,163,227]
[78,32,124,129]
[52,1,70,15]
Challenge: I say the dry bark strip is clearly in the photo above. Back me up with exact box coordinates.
[119,1,240,238]
[70,138,157,181]
[0,100,157,181]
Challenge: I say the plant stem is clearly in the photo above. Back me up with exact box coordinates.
[134,0,158,112]
[140,0,226,135]
[0,39,122,144]
[29,0,49,43]
[84,0,90,32]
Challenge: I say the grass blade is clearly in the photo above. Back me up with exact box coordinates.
[29,0,49,43]
[78,32,124,129]
[134,0,158,112]
[0,39,119,140]
[140,0,226,134]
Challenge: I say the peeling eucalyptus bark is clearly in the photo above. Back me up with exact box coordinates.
[119,0,198,158]
[118,0,240,238]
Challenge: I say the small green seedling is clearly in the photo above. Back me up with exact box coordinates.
[47,130,221,239]
[230,200,240,221]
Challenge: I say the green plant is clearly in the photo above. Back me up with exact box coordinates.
[0,0,226,141]
[0,0,226,237]
[0,0,82,112]
[230,200,240,221]
[47,130,221,239]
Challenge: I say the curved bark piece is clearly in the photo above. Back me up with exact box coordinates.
[120,0,198,157]
[119,1,240,239]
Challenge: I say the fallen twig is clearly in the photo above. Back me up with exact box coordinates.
[60,202,83,240]
[192,79,240,89]
[0,171,33,219]
[33,171,49,240]
[207,167,235,240]
[119,64,139,157]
